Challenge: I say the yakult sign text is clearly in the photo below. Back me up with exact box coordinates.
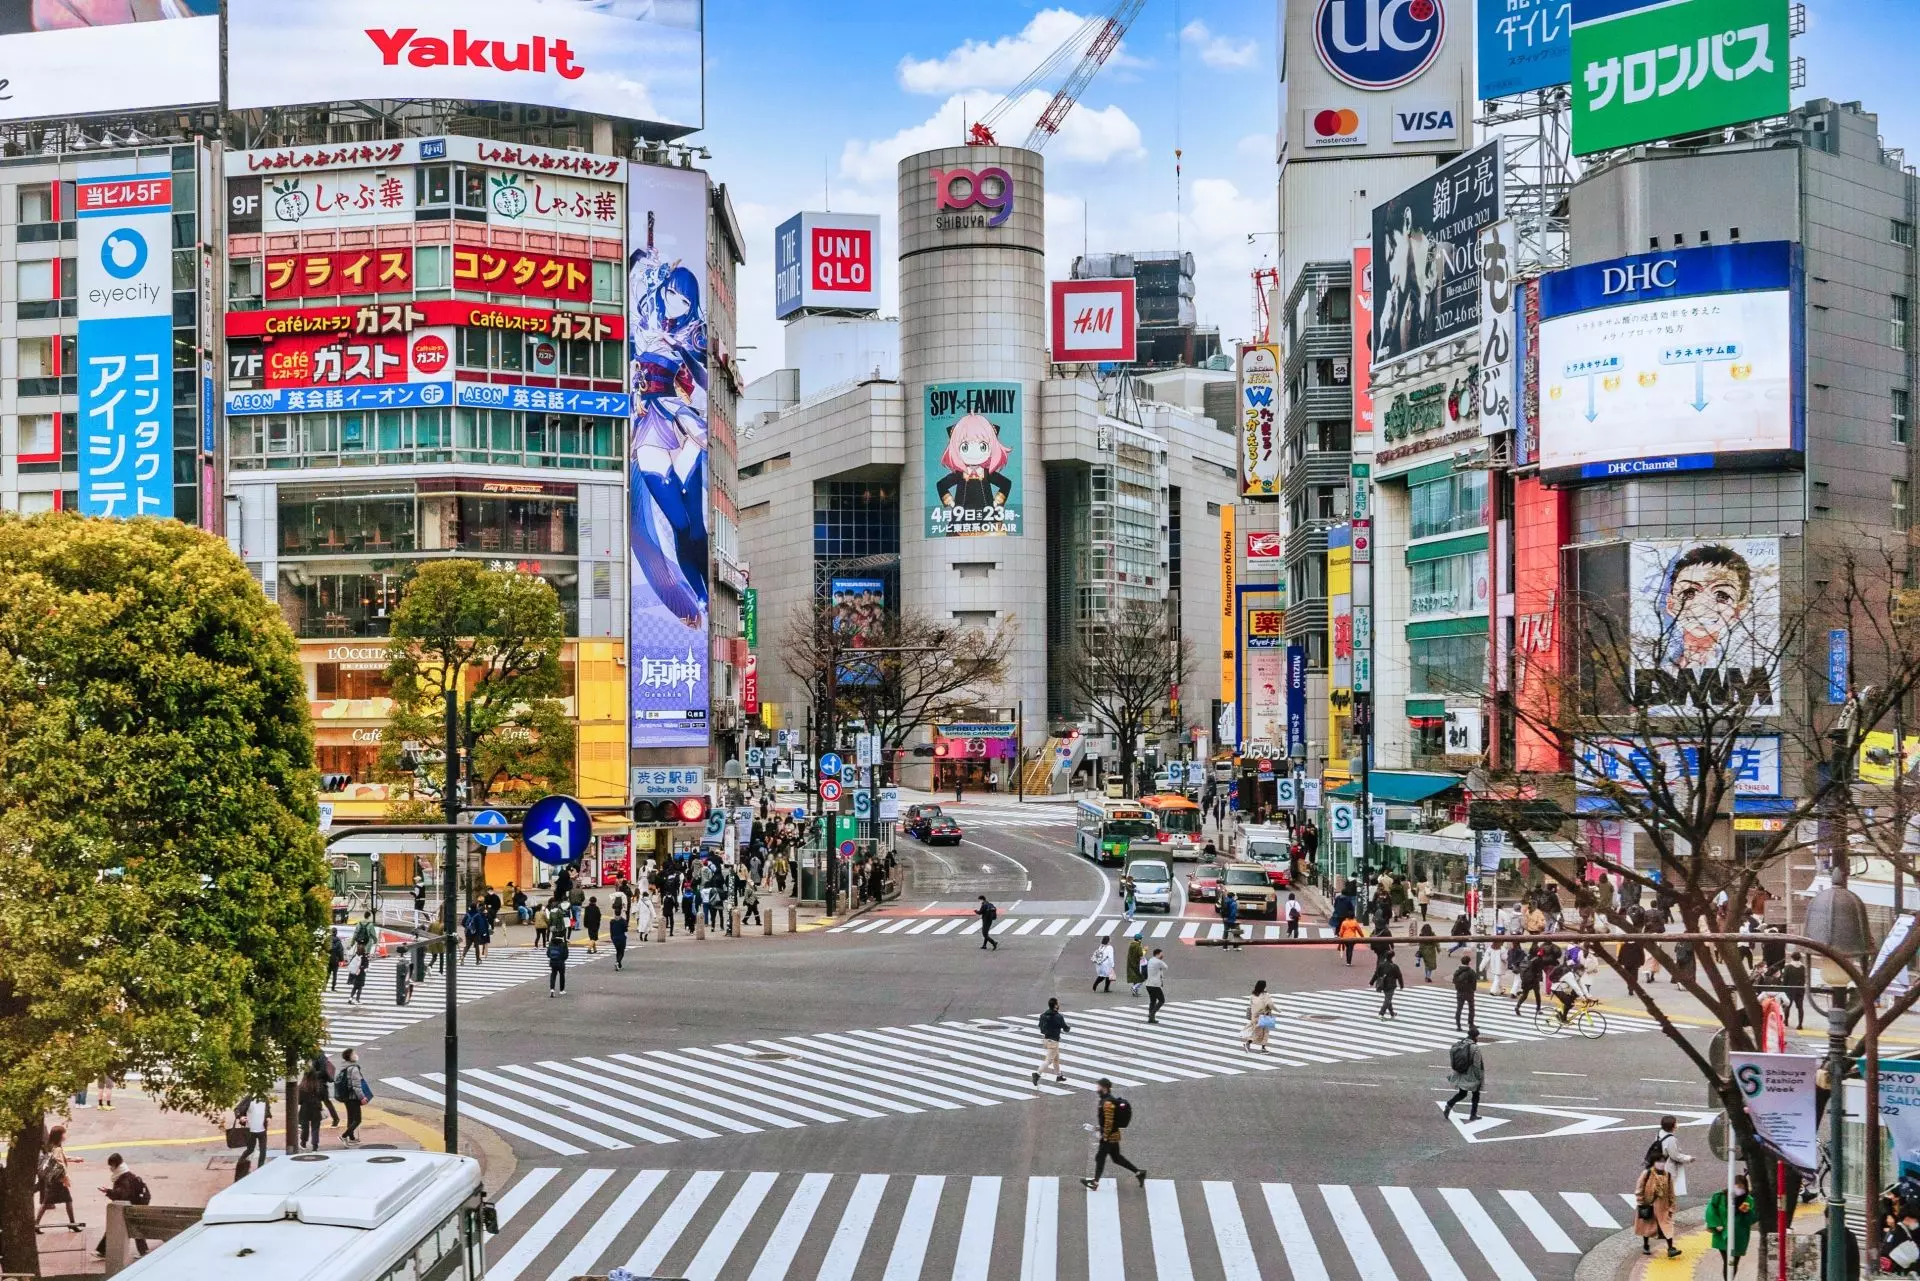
[773,212,883,318]
[77,175,173,519]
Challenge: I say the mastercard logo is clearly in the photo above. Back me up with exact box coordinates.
[1313,109,1361,137]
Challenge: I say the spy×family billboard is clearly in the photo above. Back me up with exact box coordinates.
[925,381,1023,538]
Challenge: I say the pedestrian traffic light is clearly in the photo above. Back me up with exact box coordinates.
[632,796,709,825]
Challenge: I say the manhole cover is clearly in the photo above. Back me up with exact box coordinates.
[743,1049,796,1062]
[1297,1013,1347,1023]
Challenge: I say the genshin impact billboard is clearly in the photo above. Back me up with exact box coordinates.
[628,164,711,749]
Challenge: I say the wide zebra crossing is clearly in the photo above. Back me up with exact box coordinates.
[321,947,594,1054]
[484,1164,1633,1281]
[381,986,1654,1157]
[831,915,1336,940]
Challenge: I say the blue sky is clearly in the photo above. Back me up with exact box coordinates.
[699,1,1918,380]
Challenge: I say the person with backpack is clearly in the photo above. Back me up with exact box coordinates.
[336,1049,368,1146]
[548,925,570,994]
[352,912,377,954]
[312,1051,341,1128]
[460,901,489,965]
[36,1124,79,1233]
[1451,956,1479,1030]
[1241,979,1277,1053]
[1653,1114,1696,1195]
[237,1093,271,1166]
[1514,945,1547,1015]
[1221,892,1242,949]
[1081,1078,1147,1191]
[532,897,551,948]
[93,1154,152,1259]
[976,896,999,950]
[1371,948,1404,1019]
[1284,893,1302,939]
[1034,997,1070,1086]
[1443,1027,1484,1121]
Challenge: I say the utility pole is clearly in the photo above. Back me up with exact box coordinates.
[440,682,460,1155]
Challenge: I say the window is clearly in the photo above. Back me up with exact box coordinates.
[1896,219,1916,248]
[228,258,262,305]
[18,335,53,378]
[16,259,54,301]
[16,414,53,458]
[1409,471,1490,539]
[415,244,451,289]
[592,260,619,304]
[1409,549,1491,618]
[1897,388,1911,445]
[1896,478,1910,532]
[1897,295,1912,351]
[16,183,51,225]
[1410,632,1488,696]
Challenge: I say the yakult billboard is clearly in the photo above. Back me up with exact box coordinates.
[227,0,704,135]
[773,212,883,319]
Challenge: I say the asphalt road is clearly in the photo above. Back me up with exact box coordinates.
[354,798,1725,1281]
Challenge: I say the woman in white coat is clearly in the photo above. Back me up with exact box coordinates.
[631,887,656,943]
[1091,936,1116,993]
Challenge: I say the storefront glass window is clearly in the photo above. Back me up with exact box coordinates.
[1409,632,1487,697]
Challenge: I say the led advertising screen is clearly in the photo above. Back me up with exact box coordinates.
[925,381,1022,538]
[0,1,218,123]
[1537,241,1802,480]
[1371,139,1504,367]
[774,212,883,319]
[1628,537,1781,718]
[227,0,704,135]
[830,577,885,689]
[628,163,712,749]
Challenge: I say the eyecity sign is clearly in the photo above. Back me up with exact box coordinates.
[1315,0,1448,91]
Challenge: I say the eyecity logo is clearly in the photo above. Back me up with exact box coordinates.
[1315,0,1446,91]
[100,229,148,281]
[930,166,1014,229]
[363,29,585,81]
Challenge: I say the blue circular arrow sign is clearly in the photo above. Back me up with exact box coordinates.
[473,809,509,849]
[818,751,843,777]
[521,794,591,864]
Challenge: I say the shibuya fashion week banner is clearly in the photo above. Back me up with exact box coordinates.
[627,163,711,749]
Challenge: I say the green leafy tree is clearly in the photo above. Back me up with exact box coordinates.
[0,514,328,1274]
[377,562,571,888]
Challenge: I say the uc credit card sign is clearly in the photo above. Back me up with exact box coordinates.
[77,174,174,519]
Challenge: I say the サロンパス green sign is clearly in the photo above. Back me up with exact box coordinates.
[1572,0,1789,156]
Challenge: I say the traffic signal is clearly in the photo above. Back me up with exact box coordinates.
[632,796,710,825]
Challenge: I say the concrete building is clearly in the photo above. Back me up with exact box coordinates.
[739,146,1241,790]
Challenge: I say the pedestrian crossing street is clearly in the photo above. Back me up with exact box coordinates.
[380,986,1654,1157]
[321,947,597,1054]
[484,1164,1637,1281]
[831,914,1328,941]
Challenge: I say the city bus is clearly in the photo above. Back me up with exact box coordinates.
[1139,793,1205,856]
[120,1150,494,1281]
[1075,797,1158,866]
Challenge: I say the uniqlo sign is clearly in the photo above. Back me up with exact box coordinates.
[1050,278,1137,364]
[773,211,883,318]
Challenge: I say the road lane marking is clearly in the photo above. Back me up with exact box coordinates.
[1441,1187,1537,1281]
[1202,1181,1262,1281]
[623,1170,721,1275]
[817,1173,888,1281]
[882,1175,945,1280]
[1321,1183,1397,1280]
[1021,1177,1058,1281]
[1146,1179,1196,1281]
[1561,1191,1621,1229]
[682,1170,777,1281]
[544,1170,664,1281]
[951,1175,1002,1281]
[1501,1189,1581,1253]
[1380,1186,1468,1281]
[1263,1184,1331,1281]
[1086,1178,1125,1277]
[746,1172,831,1281]
[487,1168,610,1281]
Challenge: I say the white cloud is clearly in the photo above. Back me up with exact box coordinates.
[1235,131,1277,162]
[1181,19,1257,71]
[897,9,1142,95]
[839,92,1144,188]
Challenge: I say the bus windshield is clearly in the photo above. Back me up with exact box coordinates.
[1155,808,1202,837]
[1105,819,1157,842]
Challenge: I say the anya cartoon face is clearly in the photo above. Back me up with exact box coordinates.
[940,414,1008,474]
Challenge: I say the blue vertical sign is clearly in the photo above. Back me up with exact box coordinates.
[76,173,173,518]
[1827,629,1850,705]
[1477,0,1573,99]
[1285,643,1308,761]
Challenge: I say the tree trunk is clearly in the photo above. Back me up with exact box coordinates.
[1,1118,44,1276]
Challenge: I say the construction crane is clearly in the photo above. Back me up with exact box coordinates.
[968,0,1148,151]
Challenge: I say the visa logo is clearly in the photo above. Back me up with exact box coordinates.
[1390,105,1457,142]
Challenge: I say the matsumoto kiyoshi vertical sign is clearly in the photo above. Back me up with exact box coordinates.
[77,174,174,519]
[1572,0,1789,157]
[627,163,712,749]
[925,382,1022,537]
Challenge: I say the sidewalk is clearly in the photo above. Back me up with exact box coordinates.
[34,1079,438,1278]
[1577,1204,1828,1281]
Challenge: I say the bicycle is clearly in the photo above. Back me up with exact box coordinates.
[1535,995,1609,1039]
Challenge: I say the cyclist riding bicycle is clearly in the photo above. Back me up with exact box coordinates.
[1549,961,1583,1024]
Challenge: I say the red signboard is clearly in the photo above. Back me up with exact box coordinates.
[226,299,621,342]
[265,248,414,300]
[76,177,170,212]
[741,654,760,716]
[1512,476,1568,773]
[1246,531,1282,560]
[257,329,455,388]
[410,334,450,376]
[1352,243,1375,434]
[810,226,873,295]
[452,248,592,302]
[1050,278,1138,364]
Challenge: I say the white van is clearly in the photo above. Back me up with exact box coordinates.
[1123,850,1176,913]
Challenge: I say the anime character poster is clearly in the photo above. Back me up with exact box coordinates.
[830,578,885,689]
[1628,538,1781,718]
[925,381,1022,537]
[627,164,711,749]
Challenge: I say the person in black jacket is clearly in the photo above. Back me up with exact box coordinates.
[1034,997,1070,1086]
[1372,949,1404,1019]
[583,896,602,954]
[1515,945,1548,1014]
[1451,956,1479,1030]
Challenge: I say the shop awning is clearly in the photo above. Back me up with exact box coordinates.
[1574,795,1624,816]
[1733,797,1797,816]
[1327,771,1462,804]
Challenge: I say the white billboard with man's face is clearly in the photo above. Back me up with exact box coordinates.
[0,1,219,122]
[227,0,703,134]
[1628,538,1781,718]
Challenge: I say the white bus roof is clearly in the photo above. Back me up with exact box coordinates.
[118,1150,481,1281]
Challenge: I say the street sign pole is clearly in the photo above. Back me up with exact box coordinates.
[441,685,460,1155]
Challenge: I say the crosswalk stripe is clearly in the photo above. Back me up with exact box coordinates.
[1501,1189,1581,1253]
[1322,1183,1397,1280]
[936,919,965,934]
[377,1077,586,1156]
[1152,921,1174,937]
[884,1175,946,1280]
[1201,1181,1261,1281]
[623,1169,720,1274]
[684,1170,778,1281]
[879,1024,1081,1095]
[1382,1185,1468,1281]
[909,920,939,934]
[855,920,887,933]
[1264,1183,1331,1281]
[725,1038,951,1112]
[1042,919,1067,936]
[818,1173,887,1281]
[465,1067,678,1145]
[1020,1176,1057,1281]
[1068,917,1095,936]
[421,1072,630,1151]
[488,1167,610,1281]
[952,1176,1002,1281]
[544,1170,664,1281]
[881,920,914,934]
[525,1060,729,1138]
[826,1030,1042,1101]
[1146,1179,1195,1281]
[1442,1186,1538,1281]
[1561,1190,1621,1229]
[491,1166,556,1228]
[1085,1178,1124,1276]
[651,1047,888,1120]
[748,1172,832,1281]
[573,1054,793,1132]
[1013,918,1041,935]
[764,1035,999,1108]
[320,950,584,1052]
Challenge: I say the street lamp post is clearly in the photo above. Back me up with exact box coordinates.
[439,685,460,1155]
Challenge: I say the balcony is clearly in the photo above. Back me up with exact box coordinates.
[1284,598,1328,641]
[1286,324,1351,376]
[1285,521,1330,565]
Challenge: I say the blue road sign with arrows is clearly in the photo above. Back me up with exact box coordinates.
[818,752,843,778]
[473,810,509,848]
[522,794,590,864]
